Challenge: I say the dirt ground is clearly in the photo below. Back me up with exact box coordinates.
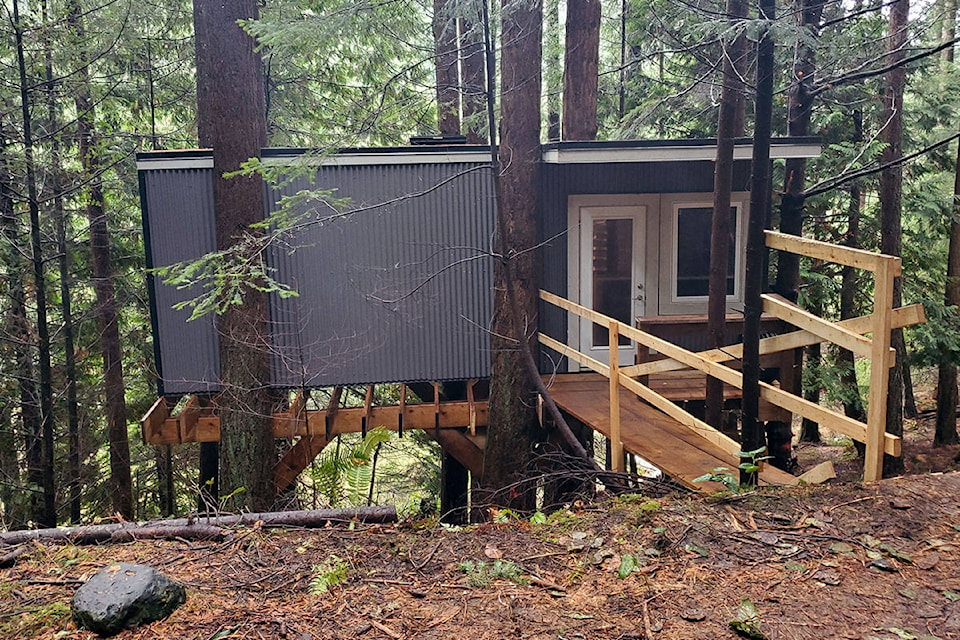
[2,466,959,640]
[4,397,960,640]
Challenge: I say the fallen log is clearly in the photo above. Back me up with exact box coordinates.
[0,545,28,567]
[0,505,397,547]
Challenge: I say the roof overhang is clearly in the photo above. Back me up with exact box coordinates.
[136,137,822,171]
[540,137,821,164]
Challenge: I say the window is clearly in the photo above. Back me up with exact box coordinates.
[658,194,747,315]
[675,205,736,298]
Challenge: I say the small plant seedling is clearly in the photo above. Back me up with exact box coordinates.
[457,559,528,588]
[693,467,740,493]
[309,555,349,594]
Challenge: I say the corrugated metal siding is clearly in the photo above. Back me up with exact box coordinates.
[141,167,221,395]
[267,162,495,386]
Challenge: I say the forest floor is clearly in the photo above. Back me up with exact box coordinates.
[3,411,960,640]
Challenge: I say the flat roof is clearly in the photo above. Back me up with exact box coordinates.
[135,137,821,171]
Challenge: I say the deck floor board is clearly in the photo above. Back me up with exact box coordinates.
[546,373,797,489]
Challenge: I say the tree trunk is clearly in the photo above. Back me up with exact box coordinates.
[705,0,747,430]
[459,0,487,144]
[44,11,82,523]
[193,0,277,511]
[433,0,460,135]
[838,111,867,425]
[0,138,38,530]
[0,143,30,530]
[544,0,561,141]
[934,136,960,446]
[14,0,57,528]
[880,0,908,477]
[68,2,134,520]
[741,0,776,482]
[482,0,543,510]
[943,0,956,64]
[562,0,600,141]
[773,0,825,449]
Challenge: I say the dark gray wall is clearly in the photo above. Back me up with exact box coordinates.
[266,161,495,386]
[140,149,749,393]
[140,166,221,395]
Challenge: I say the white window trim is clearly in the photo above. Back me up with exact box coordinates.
[658,192,749,315]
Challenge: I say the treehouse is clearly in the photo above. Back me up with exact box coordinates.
[137,136,921,502]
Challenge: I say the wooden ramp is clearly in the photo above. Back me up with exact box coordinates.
[546,373,798,490]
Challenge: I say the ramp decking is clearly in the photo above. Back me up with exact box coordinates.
[546,373,798,489]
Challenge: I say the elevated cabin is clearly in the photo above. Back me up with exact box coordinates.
[139,137,915,495]
[138,138,819,394]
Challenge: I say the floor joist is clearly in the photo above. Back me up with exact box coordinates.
[142,396,489,446]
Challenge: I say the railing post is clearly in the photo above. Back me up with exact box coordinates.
[609,321,623,472]
[864,257,897,482]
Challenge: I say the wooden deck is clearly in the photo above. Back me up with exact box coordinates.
[546,373,798,489]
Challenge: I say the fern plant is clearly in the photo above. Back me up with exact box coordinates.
[310,427,392,506]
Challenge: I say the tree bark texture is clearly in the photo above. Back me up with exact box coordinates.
[459,0,487,143]
[934,136,960,446]
[880,0,908,477]
[838,112,867,425]
[544,0,561,141]
[194,0,277,511]
[433,0,461,135]
[482,0,543,510]
[562,0,600,141]
[69,1,133,520]
[742,0,776,481]
[0,136,34,530]
[705,0,747,430]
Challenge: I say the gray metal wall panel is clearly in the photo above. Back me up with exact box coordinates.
[267,162,495,386]
[142,169,220,395]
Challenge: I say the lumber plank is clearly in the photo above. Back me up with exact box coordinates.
[140,397,169,444]
[762,293,880,359]
[275,434,330,491]
[765,230,902,274]
[620,304,924,379]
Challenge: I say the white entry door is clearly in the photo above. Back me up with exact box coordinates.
[577,205,647,367]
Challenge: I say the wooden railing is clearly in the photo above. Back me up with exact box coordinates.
[539,230,925,482]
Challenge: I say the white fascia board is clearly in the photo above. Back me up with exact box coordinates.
[541,142,821,164]
[262,151,492,167]
[136,157,214,171]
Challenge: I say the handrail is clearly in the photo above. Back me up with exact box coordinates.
[540,231,919,482]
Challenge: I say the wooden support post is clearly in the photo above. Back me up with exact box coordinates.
[362,385,373,438]
[325,386,342,441]
[440,450,470,525]
[609,321,624,473]
[179,395,200,444]
[433,382,441,438]
[141,397,169,445]
[865,258,897,482]
[467,379,477,436]
[288,390,307,439]
[398,384,406,438]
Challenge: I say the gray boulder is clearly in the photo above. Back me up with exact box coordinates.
[72,562,186,636]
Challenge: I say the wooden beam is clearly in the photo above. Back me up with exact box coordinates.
[467,379,477,436]
[608,322,623,472]
[140,397,169,445]
[619,304,923,379]
[762,293,881,359]
[765,230,902,275]
[427,428,485,477]
[179,395,200,443]
[541,292,901,456]
[275,433,330,492]
[865,257,898,481]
